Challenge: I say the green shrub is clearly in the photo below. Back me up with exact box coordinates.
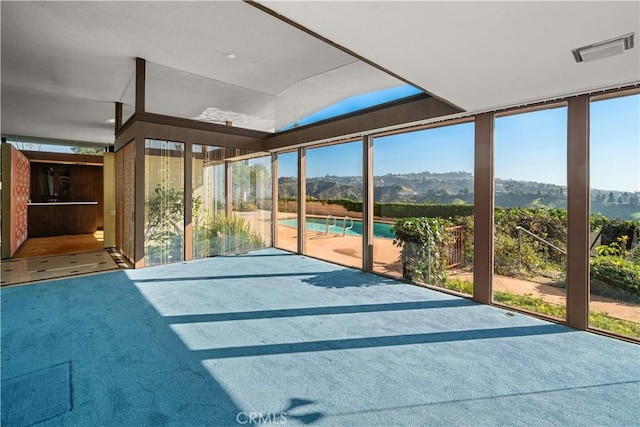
[494,233,548,277]
[376,203,473,219]
[494,207,567,277]
[145,186,184,242]
[392,217,453,285]
[145,186,186,263]
[450,215,474,264]
[590,256,640,296]
[233,200,256,212]
[193,214,264,257]
[311,199,475,218]
[494,207,567,248]
[629,246,640,264]
[444,278,473,295]
[598,219,639,249]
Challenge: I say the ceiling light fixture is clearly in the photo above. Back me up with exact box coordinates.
[225,52,237,60]
[572,33,634,63]
[105,118,116,124]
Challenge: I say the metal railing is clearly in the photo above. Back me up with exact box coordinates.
[447,225,464,268]
[516,225,566,272]
[325,215,337,234]
[342,216,354,236]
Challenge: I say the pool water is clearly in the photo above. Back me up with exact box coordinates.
[278,217,395,238]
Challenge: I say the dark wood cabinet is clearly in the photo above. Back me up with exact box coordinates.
[28,203,97,237]
[28,162,104,233]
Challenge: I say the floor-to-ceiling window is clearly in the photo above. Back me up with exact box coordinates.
[144,139,185,266]
[276,150,298,253]
[493,106,568,320]
[304,141,363,268]
[589,93,640,339]
[192,145,226,258]
[373,122,475,294]
[229,155,272,252]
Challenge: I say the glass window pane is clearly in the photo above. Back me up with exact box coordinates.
[144,139,185,266]
[305,141,362,268]
[589,94,640,338]
[373,122,474,295]
[192,145,226,258]
[276,151,298,253]
[229,155,272,253]
[493,107,567,320]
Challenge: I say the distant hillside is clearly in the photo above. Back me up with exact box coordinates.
[277,171,639,219]
[374,184,417,202]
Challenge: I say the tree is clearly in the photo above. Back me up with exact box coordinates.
[71,146,104,155]
[144,186,185,263]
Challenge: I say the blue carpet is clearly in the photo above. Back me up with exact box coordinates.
[1,362,71,426]
[1,248,638,426]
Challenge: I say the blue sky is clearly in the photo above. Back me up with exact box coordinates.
[279,85,423,131]
[10,87,637,193]
[279,91,639,193]
[590,95,640,192]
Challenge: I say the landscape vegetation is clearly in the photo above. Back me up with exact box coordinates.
[143,162,639,338]
[279,169,640,337]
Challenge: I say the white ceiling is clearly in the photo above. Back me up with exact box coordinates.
[262,1,640,112]
[1,1,403,143]
[2,1,639,146]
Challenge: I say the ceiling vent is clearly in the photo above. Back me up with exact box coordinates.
[572,33,634,63]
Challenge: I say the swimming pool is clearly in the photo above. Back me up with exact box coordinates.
[278,217,395,238]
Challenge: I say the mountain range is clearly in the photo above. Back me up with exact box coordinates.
[278,171,639,219]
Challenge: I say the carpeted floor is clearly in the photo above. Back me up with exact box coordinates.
[1,248,638,426]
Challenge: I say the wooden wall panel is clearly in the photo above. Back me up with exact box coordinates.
[71,166,95,201]
[22,151,103,165]
[94,166,104,229]
[265,95,460,151]
[103,152,116,247]
[115,146,124,255]
[115,141,135,264]
[28,204,96,237]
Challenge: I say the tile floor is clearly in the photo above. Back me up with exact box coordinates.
[0,250,120,287]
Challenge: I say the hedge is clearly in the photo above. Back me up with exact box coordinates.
[313,199,474,218]
[391,217,453,285]
[590,256,640,297]
[598,219,639,249]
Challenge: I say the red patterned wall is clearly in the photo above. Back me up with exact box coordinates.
[10,146,30,255]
